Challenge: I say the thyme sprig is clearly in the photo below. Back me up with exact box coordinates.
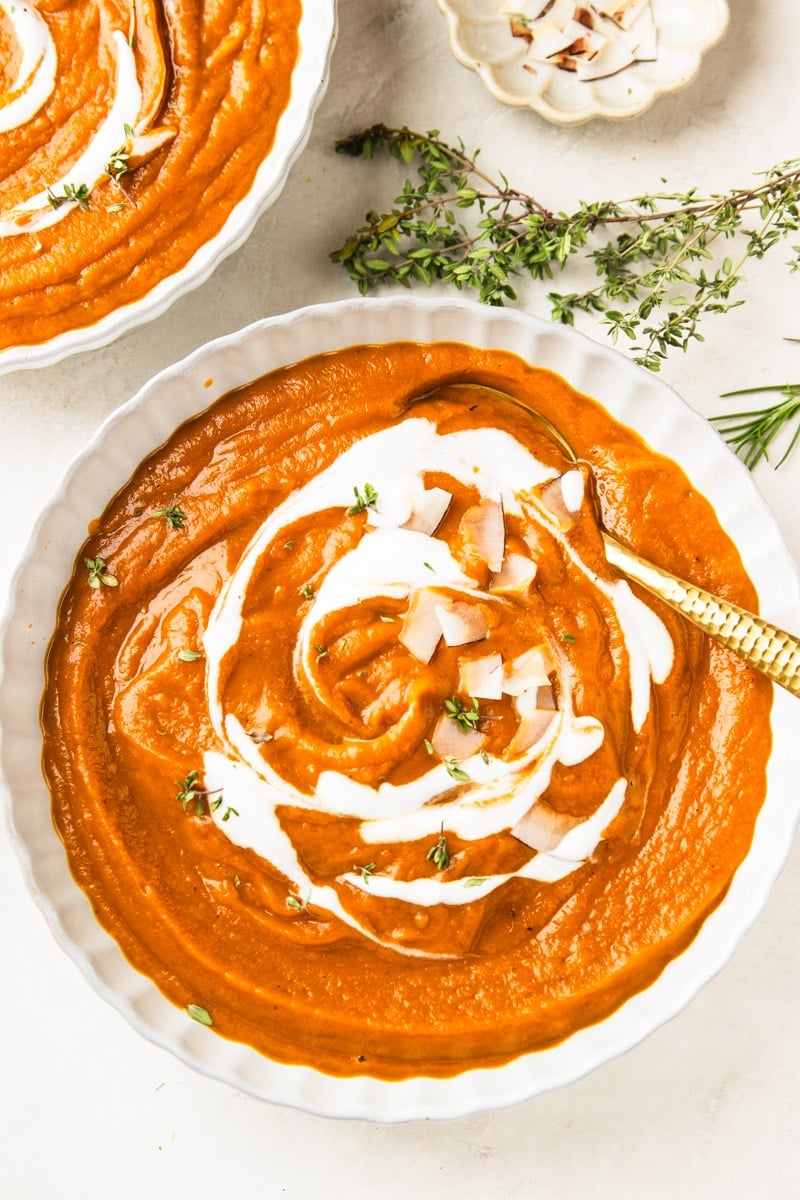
[47,182,91,211]
[427,826,450,871]
[105,128,133,181]
[84,556,118,588]
[443,757,470,783]
[154,504,185,529]
[444,694,480,733]
[331,125,800,374]
[175,769,227,817]
[347,482,378,515]
[711,383,800,469]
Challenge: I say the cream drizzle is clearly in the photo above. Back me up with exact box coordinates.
[0,29,141,237]
[0,0,57,133]
[201,417,674,956]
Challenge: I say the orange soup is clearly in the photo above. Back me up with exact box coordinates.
[42,342,772,1078]
[0,0,300,351]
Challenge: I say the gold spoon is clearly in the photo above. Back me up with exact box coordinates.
[423,382,800,699]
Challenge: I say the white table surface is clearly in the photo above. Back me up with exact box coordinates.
[2,1,800,1196]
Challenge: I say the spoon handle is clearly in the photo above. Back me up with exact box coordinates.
[602,534,800,698]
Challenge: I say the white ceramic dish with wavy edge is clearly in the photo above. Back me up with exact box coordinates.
[0,2,337,379]
[436,0,729,123]
[1,296,798,1122]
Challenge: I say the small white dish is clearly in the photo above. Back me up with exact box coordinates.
[1,296,798,1121]
[0,2,337,378]
[436,0,730,123]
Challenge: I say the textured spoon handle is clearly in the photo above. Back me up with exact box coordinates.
[603,535,800,698]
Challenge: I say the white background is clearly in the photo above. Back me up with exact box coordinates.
[2,1,800,1196]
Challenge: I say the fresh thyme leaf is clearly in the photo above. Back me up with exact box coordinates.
[427,826,450,871]
[175,770,222,817]
[347,482,379,515]
[562,633,576,643]
[47,182,91,210]
[84,556,118,588]
[105,136,131,181]
[443,757,470,783]
[286,893,308,912]
[332,124,800,379]
[424,738,434,755]
[176,770,201,812]
[154,504,185,529]
[299,583,314,599]
[314,643,329,661]
[444,694,480,733]
[178,648,204,661]
[712,383,800,468]
[463,876,486,888]
[187,1003,213,1026]
[355,861,377,883]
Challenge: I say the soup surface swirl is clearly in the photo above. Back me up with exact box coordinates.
[0,0,300,351]
[42,342,771,1078]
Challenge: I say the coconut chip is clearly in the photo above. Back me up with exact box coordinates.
[511,801,581,852]
[458,652,504,699]
[430,713,486,760]
[435,600,490,647]
[399,589,443,663]
[507,0,657,79]
[502,646,552,695]
[490,551,537,593]
[459,497,506,574]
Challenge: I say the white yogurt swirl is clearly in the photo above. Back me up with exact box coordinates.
[0,0,57,133]
[0,15,142,237]
[201,416,674,956]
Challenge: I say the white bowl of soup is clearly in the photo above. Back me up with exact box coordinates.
[0,0,336,375]
[1,296,798,1120]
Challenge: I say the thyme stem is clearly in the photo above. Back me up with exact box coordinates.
[331,124,800,382]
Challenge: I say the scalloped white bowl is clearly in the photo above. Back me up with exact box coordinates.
[436,0,729,123]
[0,3,337,378]
[1,296,798,1121]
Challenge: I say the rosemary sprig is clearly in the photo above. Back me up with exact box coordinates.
[331,125,800,374]
[711,383,800,469]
